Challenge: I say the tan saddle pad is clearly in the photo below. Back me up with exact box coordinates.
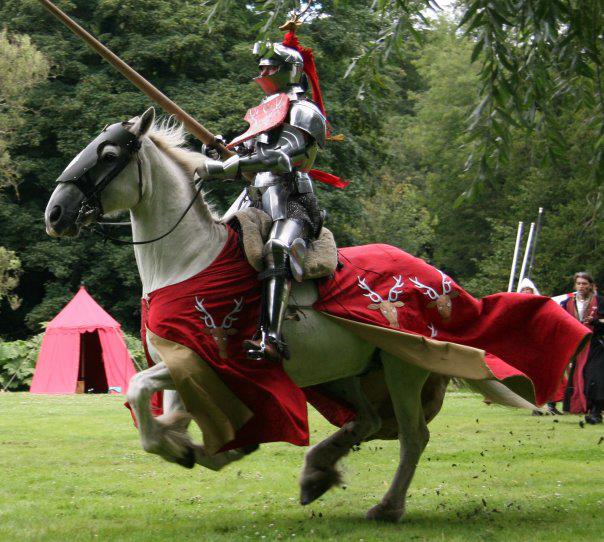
[225,208,338,279]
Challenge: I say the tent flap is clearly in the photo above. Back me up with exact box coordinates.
[30,331,80,394]
[98,328,137,394]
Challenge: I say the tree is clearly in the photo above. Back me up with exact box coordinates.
[3,0,597,341]
[391,21,494,280]
[397,21,602,295]
[0,29,46,318]
[344,172,434,259]
[0,247,22,311]
[0,29,49,195]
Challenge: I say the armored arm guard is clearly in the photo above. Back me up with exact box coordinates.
[195,99,326,182]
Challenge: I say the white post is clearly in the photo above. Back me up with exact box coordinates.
[527,207,544,279]
[508,221,524,292]
[517,222,535,291]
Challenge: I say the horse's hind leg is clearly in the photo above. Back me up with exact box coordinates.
[300,376,381,505]
[366,353,430,522]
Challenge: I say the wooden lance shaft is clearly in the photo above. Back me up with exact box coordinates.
[37,0,234,159]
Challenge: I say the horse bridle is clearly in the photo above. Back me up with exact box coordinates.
[57,120,203,246]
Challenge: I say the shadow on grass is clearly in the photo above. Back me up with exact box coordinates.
[136,500,578,536]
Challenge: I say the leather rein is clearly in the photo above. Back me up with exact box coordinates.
[92,154,205,246]
[63,122,204,247]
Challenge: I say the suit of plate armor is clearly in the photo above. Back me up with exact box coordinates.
[195,42,326,362]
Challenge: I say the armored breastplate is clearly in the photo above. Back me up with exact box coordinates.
[240,95,326,219]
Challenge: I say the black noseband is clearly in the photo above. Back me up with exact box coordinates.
[56,121,142,222]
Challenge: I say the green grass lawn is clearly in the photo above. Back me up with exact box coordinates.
[0,392,602,541]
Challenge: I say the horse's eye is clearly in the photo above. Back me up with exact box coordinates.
[102,151,119,161]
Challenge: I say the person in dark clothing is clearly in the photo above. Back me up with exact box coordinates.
[561,272,604,424]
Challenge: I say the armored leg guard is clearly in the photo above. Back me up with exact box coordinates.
[244,219,308,362]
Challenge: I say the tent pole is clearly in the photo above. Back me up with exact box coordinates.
[508,221,524,292]
[79,334,86,393]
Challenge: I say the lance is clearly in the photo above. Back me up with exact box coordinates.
[36,0,233,159]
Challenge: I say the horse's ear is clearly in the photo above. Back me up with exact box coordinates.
[131,107,155,137]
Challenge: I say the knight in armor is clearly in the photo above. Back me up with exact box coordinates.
[194,28,330,362]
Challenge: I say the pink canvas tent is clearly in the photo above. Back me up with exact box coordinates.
[30,286,136,394]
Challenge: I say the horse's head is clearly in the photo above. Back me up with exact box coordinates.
[45,107,156,237]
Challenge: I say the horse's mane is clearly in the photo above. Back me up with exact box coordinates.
[147,118,219,220]
[147,118,206,179]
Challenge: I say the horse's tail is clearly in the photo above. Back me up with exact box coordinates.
[464,379,538,410]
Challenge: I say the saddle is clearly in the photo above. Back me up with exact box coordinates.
[225,208,338,280]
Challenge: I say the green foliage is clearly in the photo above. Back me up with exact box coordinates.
[0,0,600,341]
[0,333,43,390]
[392,21,602,294]
[393,22,493,279]
[122,331,146,373]
[0,246,22,311]
[0,28,49,194]
[344,172,434,258]
[459,0,603,197]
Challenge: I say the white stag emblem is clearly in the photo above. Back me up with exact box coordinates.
[409,270,459,321]
[195,297,244,359]
[357,275,405,328]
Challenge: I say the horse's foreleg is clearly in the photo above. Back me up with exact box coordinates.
[127,363,196,468]
[300,376,381,505]
[366,353,430,522]
[159,389,258,471]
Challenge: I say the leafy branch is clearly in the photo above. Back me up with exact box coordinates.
[460,0,603,197]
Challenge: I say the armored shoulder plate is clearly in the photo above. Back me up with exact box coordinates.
[289,100,327,148]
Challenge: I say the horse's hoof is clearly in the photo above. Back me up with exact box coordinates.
[365,503,404,522]
[299,467,341,505]
[175,446,196,469]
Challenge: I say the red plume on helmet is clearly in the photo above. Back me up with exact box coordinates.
[282,31,328,125]
[281,22,348,188]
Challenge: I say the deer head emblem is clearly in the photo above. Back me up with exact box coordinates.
[195,297,244,359]
[357,275,405,328]
[409,270,459,321]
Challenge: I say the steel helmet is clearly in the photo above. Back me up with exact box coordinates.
[253,41,304,95]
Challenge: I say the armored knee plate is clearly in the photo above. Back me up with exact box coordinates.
[263,219,308,282]
[289,238,307,282]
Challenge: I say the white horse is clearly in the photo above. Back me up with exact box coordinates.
[44,108,527,522]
